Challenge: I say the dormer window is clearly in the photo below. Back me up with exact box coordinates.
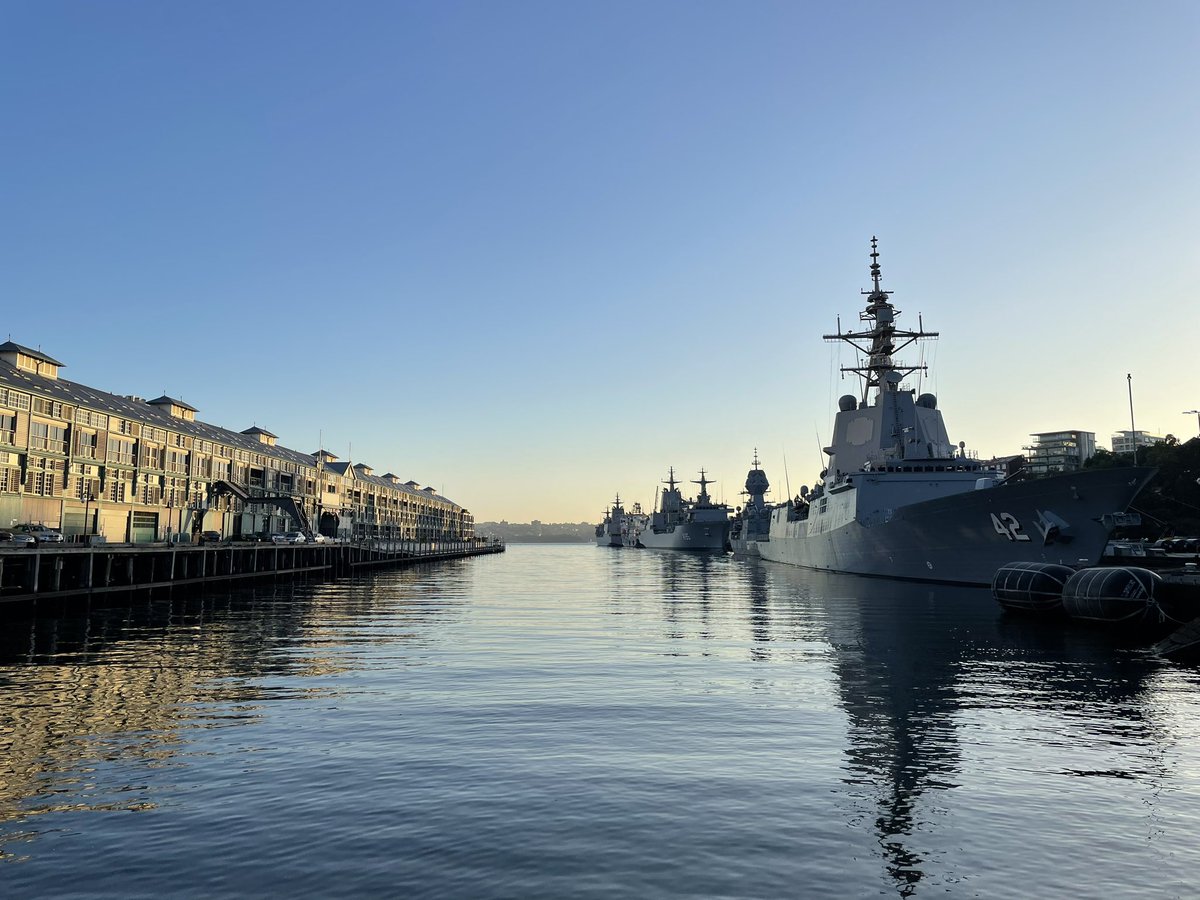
[0,342,63,380]
[147,395,197,422]
[241,426,278,447]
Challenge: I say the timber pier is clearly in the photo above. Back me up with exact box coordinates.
[0,538,505,606]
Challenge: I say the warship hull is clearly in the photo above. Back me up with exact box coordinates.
[638,522,729,551]
[729,535,761,556]
[755,467,1154,586]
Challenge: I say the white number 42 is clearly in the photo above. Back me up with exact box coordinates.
[991,512,1031,542]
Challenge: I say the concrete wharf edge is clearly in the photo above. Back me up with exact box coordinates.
[0,541,505,606]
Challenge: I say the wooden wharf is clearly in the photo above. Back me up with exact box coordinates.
[0,539,505,606]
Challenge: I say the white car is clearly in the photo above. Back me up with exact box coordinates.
[15,524,64,543]
[307,533,328,544]
[273,531,306,544]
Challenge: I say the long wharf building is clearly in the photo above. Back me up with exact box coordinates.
[0,342,474,543]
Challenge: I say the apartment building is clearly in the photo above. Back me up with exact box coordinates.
[1110,430,1166,455]
[1023,430,1096,476]
[0,342,474,543]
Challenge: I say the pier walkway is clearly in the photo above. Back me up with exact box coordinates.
[0,538,505,606]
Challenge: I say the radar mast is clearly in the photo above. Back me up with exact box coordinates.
[823,237,938,405]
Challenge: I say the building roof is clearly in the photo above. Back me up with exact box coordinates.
[0,355,464,509]
[241,426,279,438]
[148,395,198,412]
[0,341,65,367]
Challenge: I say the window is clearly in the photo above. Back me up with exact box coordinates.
[0,413,14,445]
[75,408,109,429]
[0,388,30,411]
[107,437,135,466]
[0,466,21,492]
[139,474,162,505]
[29,421,68,454]
[70,464,101,501]
[32,397,66,419]
[104,469,133,502]
[139,443,165,470]
[24,456,65,496]
[75,430,100,459]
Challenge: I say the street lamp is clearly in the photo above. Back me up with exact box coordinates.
[1184,410,1200,436]
[83,491,95,539]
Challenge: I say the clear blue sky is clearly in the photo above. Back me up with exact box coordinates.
[3,1,1197,522]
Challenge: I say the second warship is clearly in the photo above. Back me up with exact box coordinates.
[635,468,731,551]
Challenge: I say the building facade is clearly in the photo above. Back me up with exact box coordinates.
[1023,430,1096,476]
[1110,430,1166,455]
[0,342,474,543]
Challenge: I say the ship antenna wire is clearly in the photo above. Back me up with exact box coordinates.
[782,449,792,501]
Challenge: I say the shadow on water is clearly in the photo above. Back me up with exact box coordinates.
[741,560,1169,897]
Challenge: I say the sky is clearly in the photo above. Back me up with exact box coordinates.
[3,1,1197,523]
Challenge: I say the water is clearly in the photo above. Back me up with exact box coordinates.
[1,544,1199,898]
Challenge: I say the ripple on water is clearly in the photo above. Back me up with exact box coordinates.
[0,545,1198,898]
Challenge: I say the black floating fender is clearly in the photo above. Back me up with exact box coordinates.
[1061,566,1162,624]
[991,561,1075,615]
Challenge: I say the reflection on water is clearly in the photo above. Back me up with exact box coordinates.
[1,546,1198,898]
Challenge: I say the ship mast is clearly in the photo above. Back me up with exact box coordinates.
[823,237,938,405]
[691,468,713,505]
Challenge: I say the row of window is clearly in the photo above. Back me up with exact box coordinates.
[0,394,464,517]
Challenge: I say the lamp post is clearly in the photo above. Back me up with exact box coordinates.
[1184,410,1200,437]
[1127,374,1137,465]
[84,491,95,539]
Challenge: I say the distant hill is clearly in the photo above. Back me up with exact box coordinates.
[475,521,594,543]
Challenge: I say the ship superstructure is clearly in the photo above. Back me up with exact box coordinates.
[594,493,627,548]
[729,450,772,556]
[754,238,1152,585]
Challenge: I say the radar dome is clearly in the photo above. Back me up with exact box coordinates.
[838,395,858,412]
[916,393,937,409]
[744,468,770,495]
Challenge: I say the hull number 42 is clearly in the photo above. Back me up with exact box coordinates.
[991,512,1031,542]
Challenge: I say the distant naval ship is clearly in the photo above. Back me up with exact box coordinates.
[728,451,772,556]
[635,468,730,551]
[750,238,1153,585]
[594,494,627,548]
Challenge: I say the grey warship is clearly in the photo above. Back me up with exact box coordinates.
[594,494,627,548]
[729,451,772,556]
[753,239,1154,586]
[636,468,730,551]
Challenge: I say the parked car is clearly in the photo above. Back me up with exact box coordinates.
[308,532,328,544]
[274,531,306,544]
[0,529,37,546]
[236,531,273,543]
[14,524,64,543]
[198,530,222,544]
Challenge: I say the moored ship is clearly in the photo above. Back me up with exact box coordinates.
[729,451,772,556]
[594,494,627,548]
[636,468,730,551]
[622,501,649,547]
[753,238,1153,585]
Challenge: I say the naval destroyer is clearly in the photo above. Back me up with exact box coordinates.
[728,451,772,556]
[594,494,627,548]
[635,468,730,551]
[751,238,1153,585]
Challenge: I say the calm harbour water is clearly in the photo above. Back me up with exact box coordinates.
[1,544,1199,898]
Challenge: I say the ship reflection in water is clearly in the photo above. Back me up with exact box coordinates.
[0,546,1198,898]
